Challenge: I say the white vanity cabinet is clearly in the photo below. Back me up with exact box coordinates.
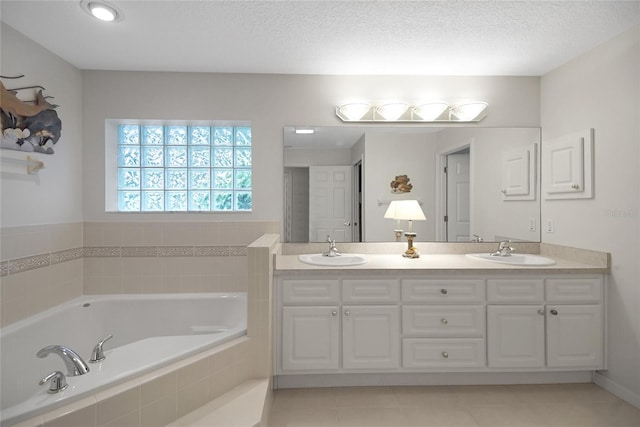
[276,271,605,378]
[487,277,604,370]
[401,279,486,369]
[279,277,400,373]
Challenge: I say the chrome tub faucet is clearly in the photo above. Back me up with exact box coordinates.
[36,345,90,376]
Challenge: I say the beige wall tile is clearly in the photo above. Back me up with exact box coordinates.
[141,372,177,406]
[141,396,177,427]
[96,387,140,426]
[178,357,210,389]
[43,405,97,427]
[176,378,210,419]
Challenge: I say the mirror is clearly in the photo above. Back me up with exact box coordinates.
[283,126,541,243]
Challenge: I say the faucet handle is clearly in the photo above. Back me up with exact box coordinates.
[39,371,68,394]
[89,334,113,363]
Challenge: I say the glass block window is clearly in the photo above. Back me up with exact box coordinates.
[117,125,252,212]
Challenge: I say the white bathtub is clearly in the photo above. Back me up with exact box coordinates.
[0,293,247,426]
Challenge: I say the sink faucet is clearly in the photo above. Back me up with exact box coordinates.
[322,235,341,257]
[491,240,515,257]
[36,345,90,376]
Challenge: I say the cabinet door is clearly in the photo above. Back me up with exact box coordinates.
[282,306,339,371]
[487,305,545,368]
[547,305,603,368]
[342,305,400,369]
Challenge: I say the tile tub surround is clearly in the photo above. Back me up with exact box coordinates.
[6,233,281,427]
[10,337,253,427]
[0,220,280,326]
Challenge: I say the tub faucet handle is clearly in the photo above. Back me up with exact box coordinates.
[39,370,68,394]
[89,334,113,363]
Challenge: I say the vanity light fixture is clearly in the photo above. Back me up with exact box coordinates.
[80,1,122,22]
[374,103,410,121]
[450,102,488,121]
[384,200,427,258]
[335,101,488,123]
[336,103,372,121]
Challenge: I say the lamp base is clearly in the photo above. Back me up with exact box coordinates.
[403,232,420,258]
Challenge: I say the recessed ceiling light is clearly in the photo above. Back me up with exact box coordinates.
[295,129,315,135]
[80,1,122,22]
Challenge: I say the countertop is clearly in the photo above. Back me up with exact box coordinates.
[274,253,609,274]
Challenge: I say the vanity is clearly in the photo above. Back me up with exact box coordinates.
[273,247,608,388]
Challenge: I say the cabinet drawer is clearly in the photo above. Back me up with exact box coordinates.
[281,279,340,304]
[403,306,485,337]
[403,338,486,368]
[343,279,400,303]
[402,279,485,303]
[487,279,544,303]
[546,278,602,303]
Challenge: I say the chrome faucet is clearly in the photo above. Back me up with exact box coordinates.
[89,334,113,363]
[39,370,68,393]
[491,240,515,257]
[322,235,341,257]
[36,345,90,376]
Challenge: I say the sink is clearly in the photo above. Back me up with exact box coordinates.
[298,253,368,266]
[466,253,556,266]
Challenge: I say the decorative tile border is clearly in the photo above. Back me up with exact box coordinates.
[51,248,84,265]
[84,247,121,257]
[1,245,248,277]
[8,253,51,275]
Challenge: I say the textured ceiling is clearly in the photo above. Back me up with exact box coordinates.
[1,1,639,76]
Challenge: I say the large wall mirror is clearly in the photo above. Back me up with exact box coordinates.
[283,126,541,243]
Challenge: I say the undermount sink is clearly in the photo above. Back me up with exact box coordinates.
[298,253,368,266]
[466,253,556,266]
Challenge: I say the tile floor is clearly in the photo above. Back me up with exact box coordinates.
[268,383,640,427]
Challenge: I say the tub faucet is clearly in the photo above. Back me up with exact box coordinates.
[491,240,515,257]
[36,345,90,376]
[89,334,113,363]
[323,235,340,257]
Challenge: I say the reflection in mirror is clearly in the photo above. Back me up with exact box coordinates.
[283,126,541,243]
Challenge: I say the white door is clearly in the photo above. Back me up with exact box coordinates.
[309,166,353,242]
[446,153,470,241]
[342,305,400,369]
[547,305,603,368]
[281,306,339,371]
[487,305,545,368]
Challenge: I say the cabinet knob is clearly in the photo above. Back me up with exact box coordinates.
[441,318,448,325]
[550,309,558,315]
[537,309,545,315]
[331,310,338,317]
[442,352,449,359]
[440,289,448,295]
[501,189,507,194]
[344,310,351,316]
[571,184,580,190]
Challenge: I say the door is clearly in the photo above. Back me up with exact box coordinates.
[547,305,603,368]
[309,166,353,242]
[281,306,340,371]
[342,305,400,369]
[487,305,545,368]
[446,153,470,241]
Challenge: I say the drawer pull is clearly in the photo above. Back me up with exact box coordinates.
[331,310,338,317]
[440,289,448,295]
[441,318,448,325]
[550,309,558,315]
[442,352,449,359]
[344,310,351,316]
[537,309,545,315]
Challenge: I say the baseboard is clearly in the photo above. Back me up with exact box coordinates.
[594,371,640,409]
[274,371,593,389]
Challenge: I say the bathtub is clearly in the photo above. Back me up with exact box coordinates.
[0,292,247,426]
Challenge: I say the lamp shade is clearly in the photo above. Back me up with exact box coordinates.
[383,200,426,221]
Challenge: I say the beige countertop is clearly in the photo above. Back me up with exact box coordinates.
[275,252,609,274]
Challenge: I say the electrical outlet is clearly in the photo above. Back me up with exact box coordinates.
[529,217,536,232]
[546,219,555,233]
